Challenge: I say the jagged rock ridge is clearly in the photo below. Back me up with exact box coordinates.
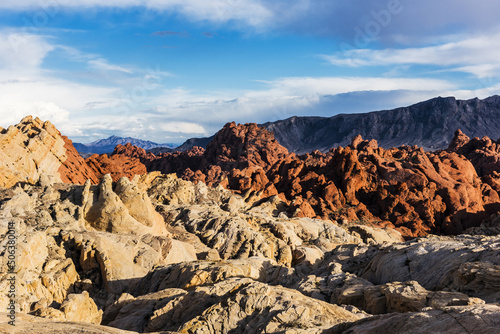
[0,116,98,187]
[3,116,500,240]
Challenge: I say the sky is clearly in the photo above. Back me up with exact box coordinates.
[0,0,499,144]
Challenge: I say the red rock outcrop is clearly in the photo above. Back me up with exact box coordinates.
[59,136,100,184]
[85,143,148,181]
[447,129,500,177]
[446,130,500,214]
[204,122,289,170]
[262,137,496,237]
[86,123,500,238]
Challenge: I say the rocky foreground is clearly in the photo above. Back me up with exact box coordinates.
[0,116,499,333]
[1,172,499,333]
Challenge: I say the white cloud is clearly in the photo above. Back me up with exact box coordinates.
[0,101,68,126]
[0,30,128,136]
[139,78,463,139]
[2,65,498,144]
[0,23,498,145]
[1,0,274,29]
[0,32,54,73]
[0,71,119,112]
[249,77,456,98]
[4,0,500,39]
[0,76,120,135]
[159,122,207,134]
[0,29,204,143]
[322,32,500,78]
[54,45,140,77]
[87,58,133,74]
[134,73,500,143]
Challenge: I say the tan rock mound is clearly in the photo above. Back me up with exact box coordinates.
[83,174,168,236]
[34,291,103,324]
[0,116,98,188]
[103,278,361,333]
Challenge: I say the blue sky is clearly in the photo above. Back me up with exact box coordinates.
[0,0,499,144]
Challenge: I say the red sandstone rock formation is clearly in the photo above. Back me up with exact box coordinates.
[447,129,500,177]
[3,117,500,239]
[59,136,100,184]
[89,123,500,238]
[85,143,148,181]
[204,122,289,170]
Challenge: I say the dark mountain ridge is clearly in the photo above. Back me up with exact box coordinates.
[171,135,215,152]
[175,95,500,154]
[263,95,500,153]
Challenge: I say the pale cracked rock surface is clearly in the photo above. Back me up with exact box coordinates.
[34,291,103,324]
[360,235,500,303]
[104,278,360,333]
[83,174,168,236]
[0,172,499,333]
[154,172,366,268]
[334,278,484,315]
[61,230,196,295]
[0,116,67,188]
[0,174,197,313]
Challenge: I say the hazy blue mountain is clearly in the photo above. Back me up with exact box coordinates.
[74,136,177,156]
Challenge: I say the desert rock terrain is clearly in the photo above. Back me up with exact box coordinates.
[1,117,499,333]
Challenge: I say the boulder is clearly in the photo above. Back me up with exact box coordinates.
[83,174,168,236]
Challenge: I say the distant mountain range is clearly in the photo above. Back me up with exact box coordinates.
[176,95,500,154]
[74,136,176,156]
[74,95,500,156]
[263,96,500,153]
